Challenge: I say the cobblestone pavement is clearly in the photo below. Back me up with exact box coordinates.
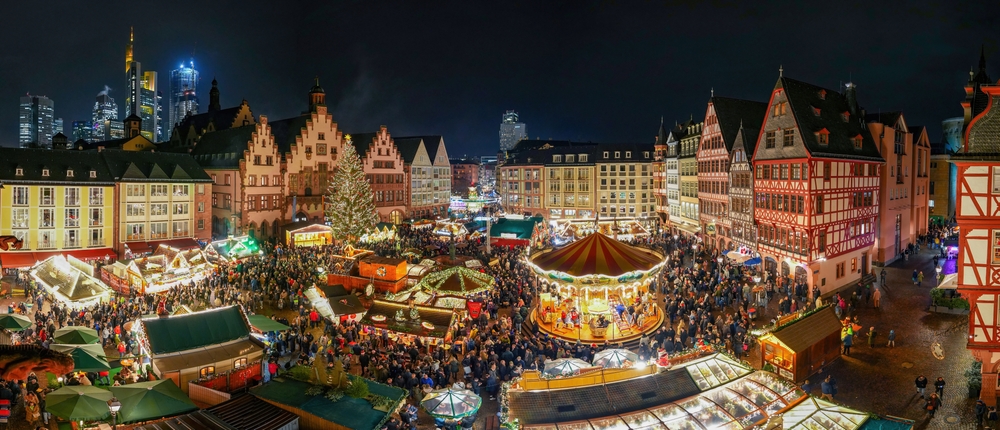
[816,248,978,429]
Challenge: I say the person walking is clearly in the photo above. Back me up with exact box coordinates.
[934,377,945,398]
[842,330,853,356]
[820,377,834,401]
[915,375,929,399]
[872,288,881,310]
[925,393,941,418]
[976,399,987,427]
[918,271,925,287]
[867,327,877,348]
[887,329,896,348]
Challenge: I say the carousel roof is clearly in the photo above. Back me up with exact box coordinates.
[530,233,663,277]
[415,266,494,296]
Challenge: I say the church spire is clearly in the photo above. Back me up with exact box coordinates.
[208,77,220,113]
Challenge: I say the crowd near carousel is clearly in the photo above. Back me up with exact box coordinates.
[0,212,922,430]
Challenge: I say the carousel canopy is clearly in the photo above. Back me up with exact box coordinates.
[415,266,494,296]
[530,233,662,277]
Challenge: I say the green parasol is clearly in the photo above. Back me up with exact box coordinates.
[53,326,100,344]
[421,388,482,419]
[48,343,110,372]
[46,385,112,421]
[110,379,197,423]
[0,314,32,331]
[247,314,291,332]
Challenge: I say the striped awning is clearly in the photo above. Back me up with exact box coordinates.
[530,233,662,277]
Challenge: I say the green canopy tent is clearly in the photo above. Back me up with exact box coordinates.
[110,379,197,423]
[0,314,32,331]
[46,385,112,421]
[49,343,110,372]
[247,314,291,332]
[53,326,100,345]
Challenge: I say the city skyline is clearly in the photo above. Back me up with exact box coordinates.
[0,1,996,154]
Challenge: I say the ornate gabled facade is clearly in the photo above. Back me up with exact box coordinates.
[349,127,407,224]
[396,136,452,218]
[729,124,759,253]
[678,120,703,235]
[167,79,256,149]
[954,59,1000,403]
[752,77,883,295]
[665,124,685,232]
[696,97,767,251]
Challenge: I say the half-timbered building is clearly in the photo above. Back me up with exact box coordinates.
[752,77,883,294]
[954,67,1000,403]
[729,124,759,253]
[696,97,766,251]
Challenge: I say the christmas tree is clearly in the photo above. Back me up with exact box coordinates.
[326,137,379,243]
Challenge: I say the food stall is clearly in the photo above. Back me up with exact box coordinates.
[552,218,650,245]
[526,233,666,342]
[359,299,457,348]
[282,221,333,247]
[102,244,214,294]
[30,255,111,309]
[360,223,398,244]
[433,220,469,239]
[758,306,842,382]
[203,235,260,263]
[304,284,366,324]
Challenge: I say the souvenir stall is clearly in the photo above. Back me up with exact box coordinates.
[489,216,545,248]
[526,233,666,342]
[410,220,435,230]
[359,299,457,349]
[102,244,214,294]
[758,306,843,382]
[30,255,112,309]
[283,221,334,247]
[203,235,259,263]
[433,220,469,240]
[360,223,398,244]
[304,284,367,324]
[552,218,651,245]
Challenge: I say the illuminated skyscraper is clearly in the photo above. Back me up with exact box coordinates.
[169,60,199,131]
[71,120,92,142]
[18,94,55,148]
[92,87,123,141]
[124,28,162,142]
[499,110,526,152]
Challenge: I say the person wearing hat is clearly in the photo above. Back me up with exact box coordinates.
[977,399,988,426]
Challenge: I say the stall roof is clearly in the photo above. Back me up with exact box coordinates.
[530,233,663,277]
[151,338,264,371]
[489,217,541,239]
[30,256,111,302]
[282,220,331,233]
[415,266,495,296]
[143,306,252,355]
[779,396,871,429]
[247,315,291,332]
[765,306,842,353]
[328,294,364,316]
[135,394,298,430]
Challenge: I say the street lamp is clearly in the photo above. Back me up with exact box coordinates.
[108,396,121,429]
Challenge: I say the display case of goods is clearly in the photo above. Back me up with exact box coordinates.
[705,389,764,426]
[587,417,628,430]
[617,410,662,429]
[677,397,736,430]
[554,421,593,430]
[728,379,779,410]
[747,372,801,399]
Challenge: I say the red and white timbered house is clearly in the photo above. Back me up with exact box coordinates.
[752,77,884,295]
[955,80,1000,403]
[696,97,766,252]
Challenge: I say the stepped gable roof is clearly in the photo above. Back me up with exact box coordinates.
[530,233,662,277]
[175,106,243,141]
[101,149,211,181]
[712,97,767,151]
[0,147,113,183]
[864,111,903,127]
[267,115,311,155]
[189,125,256,168]
[394,137,424,164]
[346,132,378,159]
[781,77,883,161]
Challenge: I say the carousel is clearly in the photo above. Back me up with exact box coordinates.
[526,233,666,342]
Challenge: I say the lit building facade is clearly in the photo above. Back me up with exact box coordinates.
[665,124,684,231]
[395,136,451,218]
[18,94,55,148]
[867,112,916,265]
[124,29,162,142]
[678,120,703,235]
[169,60,199,132]
[542,147,596,220]
[696,97,767,251]
[752,78,883,295]
[350,127,407,224]
[450,159,480,194]
[728,125,758,252]
[498,156,543,217]
[596,144,654,223]
[653,121,668,226]
[499,110,527,152]
[929,145,953,220]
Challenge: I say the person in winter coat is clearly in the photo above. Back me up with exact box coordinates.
[915,375,929,398]
[976,399,988,426]
[842,331,853,356]
[934,377,946,398]
[867,327,877,348]
[887,329,896,348]
[925,393,941,418]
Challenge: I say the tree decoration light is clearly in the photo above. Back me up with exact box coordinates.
[325,138,379,243]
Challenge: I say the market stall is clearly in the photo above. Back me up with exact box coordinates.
[103,244,214,294]
[526,233,666,342]
[283,221,334,247]
[770,396,872,429]
[552,218,650,245]
[304,284,366,323]
[359,299,457,348]
[204,235,260,263]
[489,216,545,248]
[433,220,469,239]
[360,223,398,244]
[758,306,842,382]
[30,255,112,309]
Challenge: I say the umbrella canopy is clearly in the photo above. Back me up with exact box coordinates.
[53,326,100,344]
[725,251,750,263]
[49,343,110,372]
[247,314,291,332]
[421,388,482,419]
[110,379,197,423]
[46,385,112,421]
[542,358,592,377]
[743,257,762,266]
[0,314,32,331]
[591,348,639,369]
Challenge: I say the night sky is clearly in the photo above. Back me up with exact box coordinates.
[2,1,996,154]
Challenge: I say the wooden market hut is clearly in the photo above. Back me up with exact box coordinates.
[283,221,333,247]
[358,299,457,347]
[758,306,842,382]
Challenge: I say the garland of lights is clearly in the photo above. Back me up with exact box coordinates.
[415,266,495,296]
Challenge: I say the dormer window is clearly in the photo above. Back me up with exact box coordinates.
[812,107,821,116]
[15,168,23,176]
[66,169,74,177]
[603,151,609,159]
[89,170,97,178]
[818,89,827,100]
[579,154,588,162]
[565,154,575,163]
[552,155,562,163]
[614,151,621,159]
[815,129,830,145]
[853,135,864,149]
[643,151,650,158]
[842,111,850,122]
[41,168,49,177]
[625,151,631,158]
